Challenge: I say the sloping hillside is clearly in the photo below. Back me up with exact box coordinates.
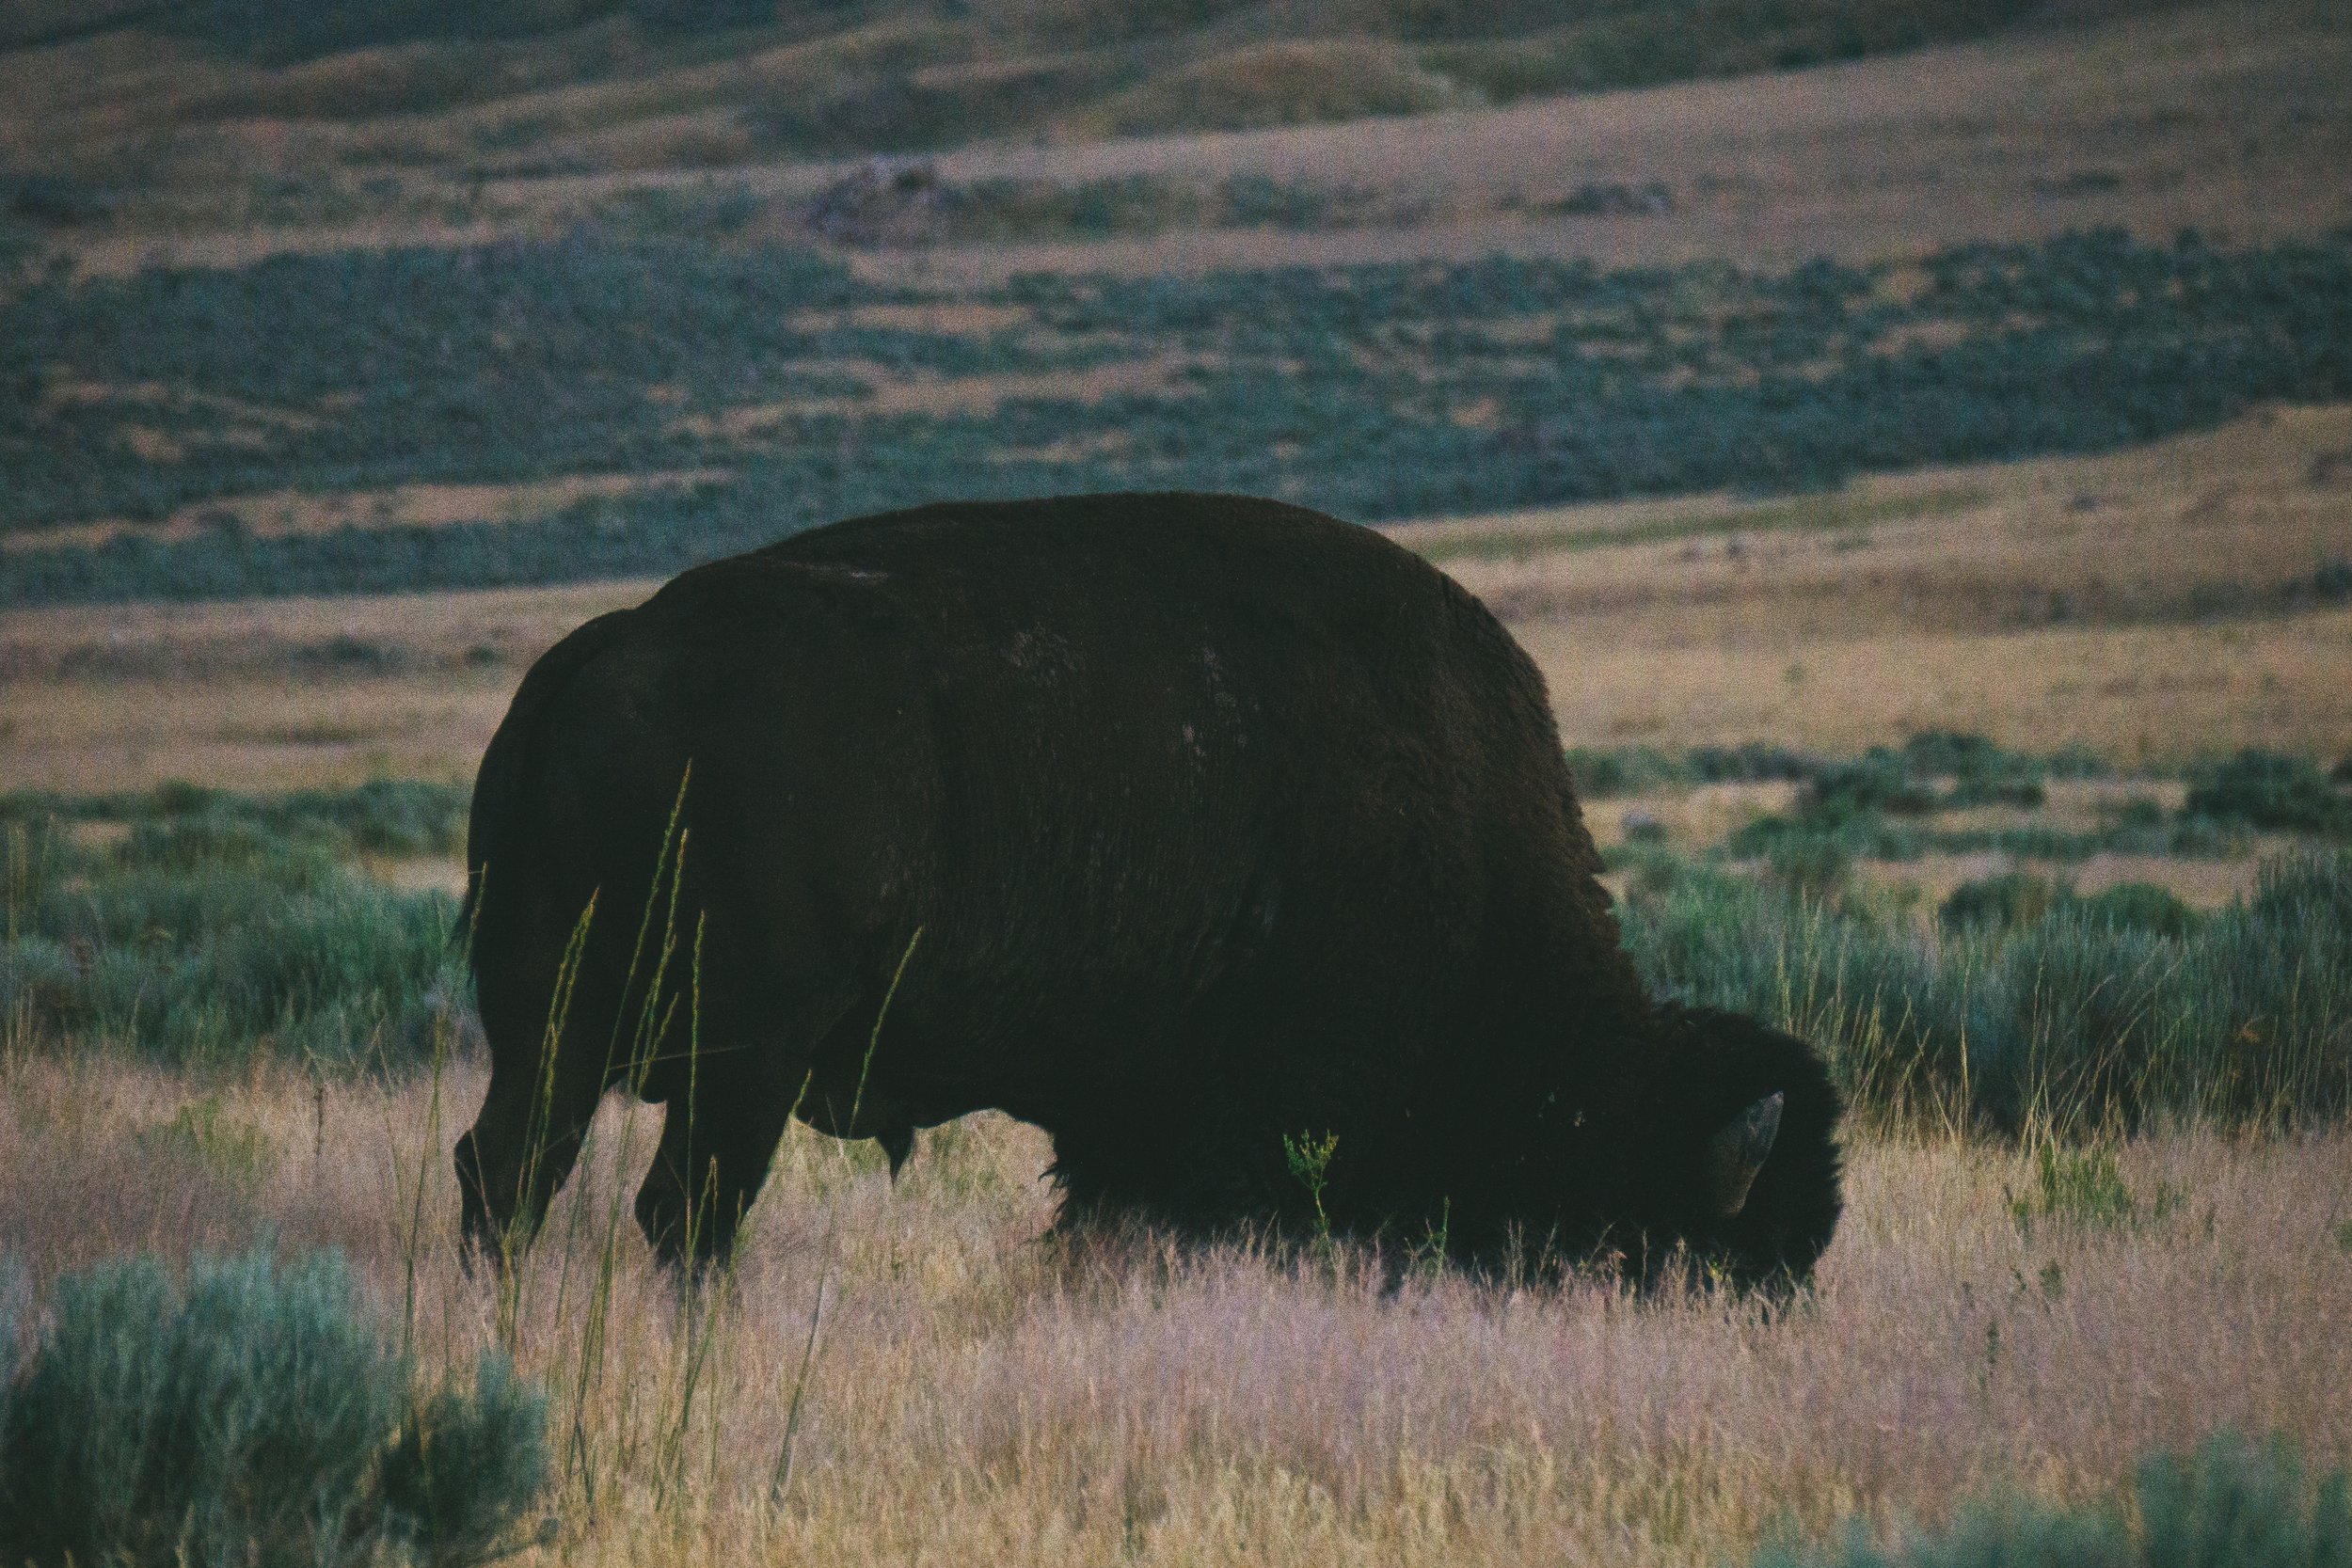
[1,0,2260,258]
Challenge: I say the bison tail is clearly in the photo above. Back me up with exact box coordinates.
[456,610,637,971]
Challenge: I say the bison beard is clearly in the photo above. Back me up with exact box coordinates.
[454,493,1842,1290]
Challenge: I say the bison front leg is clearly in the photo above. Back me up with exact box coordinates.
[454,1065,601,1273]
[634,1091,794,1272]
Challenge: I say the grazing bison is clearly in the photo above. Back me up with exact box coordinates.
[455,493,1841,1288]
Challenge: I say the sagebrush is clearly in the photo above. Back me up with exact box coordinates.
[0,1247,548,1568]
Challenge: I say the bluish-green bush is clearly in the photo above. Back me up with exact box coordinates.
[1940,875,2200,941]
[2073,881,2201,941]
[0,808,461,1069]
[0,1249,548,1568]
[2184,751,2352,836]
[1938,872,2060,932]
[6,229,2349,606]
[1623,851,2352,1131]
[1751,1430,2350,1568]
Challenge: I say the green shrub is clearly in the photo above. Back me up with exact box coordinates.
[2137,1431,2352,1568]
[1940,873,2064,932]
[1622,851,2352,1131]
[1757,1495,2133,1568]
[1910,731,2046,809]
[1941,876,2201,940]
[1808,750,1940,816]
[1752,1430,2350,1568]
[2184,751,2352,836]
[2074,881,2201,940]
[2106,796,2171,832]
[1563,741,1826,798]
[1565,745,1685,799]
[1763,832,1857,896]
[0,781,469,861]
[0,808,461,1069]
[0,1249,548,1568]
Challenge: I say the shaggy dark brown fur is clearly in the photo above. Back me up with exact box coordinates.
[455,493,1842,1287]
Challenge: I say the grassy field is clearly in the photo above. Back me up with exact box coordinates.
[5,0,2350,1562]
[2,1056,2346,1566]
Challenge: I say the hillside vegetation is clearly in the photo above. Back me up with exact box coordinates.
[8,228,2348,606]
[7,0,2186,170]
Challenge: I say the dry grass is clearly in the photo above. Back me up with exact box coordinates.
[1517,606,2352,763]
[1437,404,2352,764]
[3,1053,2346,1566]
[5,403,2344,793]
[0,578,638,791]
[0,470,732,557]
[24,0,2347,283]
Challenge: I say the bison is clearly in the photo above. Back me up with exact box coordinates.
[454,493,1841,1289]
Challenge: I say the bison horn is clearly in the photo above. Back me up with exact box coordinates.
[1707,1092,1784,1218]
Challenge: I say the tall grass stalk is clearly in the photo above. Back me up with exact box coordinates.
[771,926,923,1508]
[553,792,691,1509]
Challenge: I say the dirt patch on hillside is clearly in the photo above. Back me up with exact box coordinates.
[2,470,730,556]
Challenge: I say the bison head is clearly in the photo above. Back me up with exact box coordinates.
[1593,1006,1845,1293]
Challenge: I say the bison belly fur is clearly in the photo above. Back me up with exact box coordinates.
[453,492,1842,1291]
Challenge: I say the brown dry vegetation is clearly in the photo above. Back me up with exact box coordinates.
[10,0,2348,281]
[0,470,732,557]
[2,1053,2345,1566]
[5,402,2344,793]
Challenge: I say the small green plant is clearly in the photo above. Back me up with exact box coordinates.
[2007,1141,2182,1238]
[1402,1197,1453,1277]
[1282,1130,1341,1242]
[134,1095,278,1188]
[0,1247,549,1568]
